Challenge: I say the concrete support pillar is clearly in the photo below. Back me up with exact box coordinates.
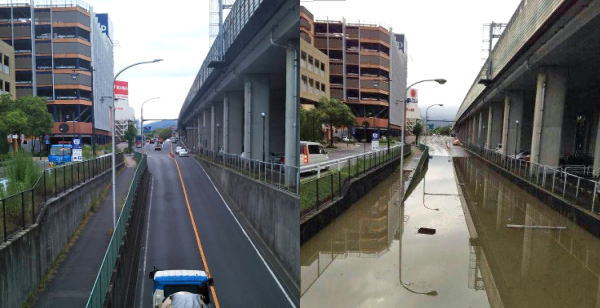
[202,110,207,148]
[478,111,484,146]
[222,96,229,153]
[485,105,493,149]
[593,111,600,176]
[197,115,201,150]
[285,44,299,184]
[505,91,524,156]
[530,68,566,167]
[490,101,503,151]
[501,96,510,155]
[227,91,244,154]
[244,74,270,160]
[210,104,216,151]
[471,117,477,145]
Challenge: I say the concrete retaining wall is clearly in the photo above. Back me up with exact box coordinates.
[0,165,120,308]
[200,160,300,286]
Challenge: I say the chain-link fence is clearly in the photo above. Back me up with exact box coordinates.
[300,144,410,214]
[0,153,124,243]
[466,143,600,214]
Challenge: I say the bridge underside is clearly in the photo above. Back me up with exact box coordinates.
[179,0,298,171]
[456,0,600,174]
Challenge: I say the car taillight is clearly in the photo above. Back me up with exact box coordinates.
[303,154,308,164]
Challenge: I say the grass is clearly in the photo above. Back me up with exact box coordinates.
[300,147,406,213]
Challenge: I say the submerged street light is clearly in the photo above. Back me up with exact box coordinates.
[261,112,266,162]
[110,59,163,229]
[425,104,444,144]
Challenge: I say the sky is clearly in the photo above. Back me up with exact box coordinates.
[90,0,210,122]
[302,0,521,121]
[86,0,521,123]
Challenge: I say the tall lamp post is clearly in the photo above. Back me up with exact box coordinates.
[141,96,160,155]
[216,123,221,152]
[260,112,266,162]
[400,79,446,198]
[110,59,162,228]
[425,104,444,144]
[514,120,520,157]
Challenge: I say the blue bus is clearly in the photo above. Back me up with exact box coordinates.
[48,144,73,165]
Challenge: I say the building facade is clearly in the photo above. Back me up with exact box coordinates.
[300,6,329,109]
[0,39,15,97]
[0,1,113,144]
[304,8,408,140]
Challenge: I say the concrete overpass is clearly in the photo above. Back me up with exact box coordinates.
[454,0,600,174]
[178,0,298,176]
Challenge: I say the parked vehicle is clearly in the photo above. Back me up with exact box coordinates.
[149,269,213,308]
[300,141,329,174]
[48,144,73,165]
[513,151,531,161]
[178,149,189,157]
[342,136,351,142]
[155,143,163,151]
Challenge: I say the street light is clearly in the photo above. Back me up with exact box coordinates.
[141,96,160,155]
[110,59,162,229]
[400,79,446,200]
[260,112,266,162]
[514,120,520,157]
[425,104,444,144]
[216,123,221,152]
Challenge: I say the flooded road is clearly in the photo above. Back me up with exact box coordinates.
[300,137,600,308]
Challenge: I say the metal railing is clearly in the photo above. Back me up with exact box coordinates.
[466,143,600,214]
[86,152,146,308]
[300,144,410,214]
[195,147,299,194]
[0,153,123,243]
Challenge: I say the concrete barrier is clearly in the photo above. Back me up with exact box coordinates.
[199,160,300,289]
[0,164,121,308]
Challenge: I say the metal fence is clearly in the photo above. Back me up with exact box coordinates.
[0,153,124,243]
[86,152,146,308]
[466,143,600,214]
[195,147,299,194]
[300,144,410,214]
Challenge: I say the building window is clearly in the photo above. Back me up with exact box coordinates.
[301,51,307,61]
[4,81,10,93]
[3,55,8,74]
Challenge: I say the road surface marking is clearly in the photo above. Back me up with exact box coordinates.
[171,154,221,308]
[192,158,298,308]
[139,176,155,308]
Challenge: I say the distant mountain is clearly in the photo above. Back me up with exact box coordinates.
[144,120,177,131]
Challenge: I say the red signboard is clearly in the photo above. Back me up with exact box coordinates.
[114,80,128,99]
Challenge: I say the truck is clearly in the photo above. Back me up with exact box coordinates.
[149,269,214,308]
[48,144,73,166]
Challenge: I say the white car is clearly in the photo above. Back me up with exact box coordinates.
[178,149,189,157]
[300,141,330,174]
[175,146,183,154]
[342,136,351,142]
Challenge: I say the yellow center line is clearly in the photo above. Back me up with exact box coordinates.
[170,143,221,308]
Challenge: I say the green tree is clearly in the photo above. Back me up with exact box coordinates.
[152,127,172,141]
[412,121,423,144]
[300,107,324,142]
[317,97,356,147]
[124,122,137,152]
[0,95,53,152]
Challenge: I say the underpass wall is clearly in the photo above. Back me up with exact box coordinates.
[199,160,300,286]
[0,165,122,308]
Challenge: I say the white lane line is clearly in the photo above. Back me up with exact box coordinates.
[138,176,155,308]
[191,159,297,308]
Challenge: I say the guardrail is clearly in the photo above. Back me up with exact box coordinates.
[300,144,410,214]
[466,143,600,214]
[86,152,146,308]
[0,153,124,243]
[195,147,299,194]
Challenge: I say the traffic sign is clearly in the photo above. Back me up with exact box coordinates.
[72,138,82,149]
[72,148,83,162]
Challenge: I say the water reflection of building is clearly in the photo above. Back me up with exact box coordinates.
[300,173,403,295]
[454,156,600,308]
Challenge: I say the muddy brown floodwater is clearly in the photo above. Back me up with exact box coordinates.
[300,137,600,308]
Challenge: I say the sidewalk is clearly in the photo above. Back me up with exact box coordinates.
[34,155,137,308]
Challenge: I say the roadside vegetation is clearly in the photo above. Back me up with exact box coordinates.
[300,97,355,147]
[0,151,42,198]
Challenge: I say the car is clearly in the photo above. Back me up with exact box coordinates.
[342,136,351,142]
[300,141,330,174]
[178,149,189,157]
[155,143,162,151]
[175,146,183,154]
[149,269,213,308]
[514,151,530,161]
